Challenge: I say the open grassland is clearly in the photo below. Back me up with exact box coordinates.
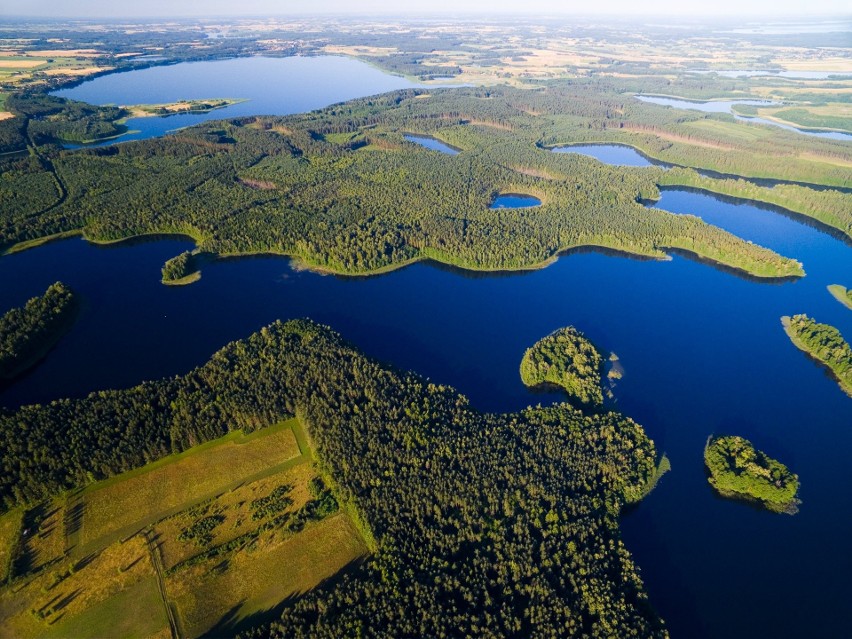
[167,513,366,638]
[0,535,162,639]
[155,462,317,570]
[74,420,302,556]
[0,509,23,581]
[0,415,366,638]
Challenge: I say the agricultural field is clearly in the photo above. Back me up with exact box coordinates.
[0,418,367,638]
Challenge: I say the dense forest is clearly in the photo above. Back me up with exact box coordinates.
[0,281,78,379]
[520,326,604,405]
[782,314,852,397]
[0,319,667,637]
[4,83,833,282]
[704,436,800,514]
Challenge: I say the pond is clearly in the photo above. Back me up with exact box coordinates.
[551,143,661,167]
[490,193,542,208]
[53,56,425,145]
[404,133,460,155]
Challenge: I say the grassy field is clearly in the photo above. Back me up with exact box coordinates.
[167,512,366,638]
[74,420,302,556]
[0,417,368,638]
[0,534,161,639]
[0,509,23,581]
[154,463,317,570]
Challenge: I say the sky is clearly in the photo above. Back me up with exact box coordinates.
[1,0,849,18]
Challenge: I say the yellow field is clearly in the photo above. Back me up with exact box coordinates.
[0,535,162,639]
[0,509,22,580]
[168,512,367,638]
[155,463,317,570]
[75,421,302,555]
[0,59,44,69]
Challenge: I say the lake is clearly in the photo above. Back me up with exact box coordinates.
[8,56,852,639]
[635,95,852,141]
[404,133,460,155]
[54,56,424,145]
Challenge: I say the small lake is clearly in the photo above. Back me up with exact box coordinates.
[551,143,659,167]
[635,95,852,141]
[404,133,460,155]
[490,194,541,208]
[54,56,424,145]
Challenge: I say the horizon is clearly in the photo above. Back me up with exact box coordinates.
[1,2,850,20]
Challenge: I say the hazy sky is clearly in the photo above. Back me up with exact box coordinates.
[1,0,850,18]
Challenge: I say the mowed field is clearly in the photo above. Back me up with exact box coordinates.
[0,418,368,638]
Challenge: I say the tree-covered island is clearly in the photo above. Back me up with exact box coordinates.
[0,281,78,379]
[828,285,852,311]
[782,314,852,398]
[704,436,800,514]
[520,326,604,405]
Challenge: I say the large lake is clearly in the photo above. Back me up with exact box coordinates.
[54,56,424,144]
[9,57,852,638]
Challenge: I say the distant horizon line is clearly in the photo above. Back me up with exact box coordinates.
[1,12,850,20]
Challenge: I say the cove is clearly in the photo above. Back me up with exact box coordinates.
[53,56,424,145]
[1,187,850,639]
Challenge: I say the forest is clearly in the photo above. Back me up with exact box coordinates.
[704,436,800,514]
[5,82,843,283]
[520,326,604,405]
[0,319,667,637]
[782,314,852,397]
[0,281,78,379]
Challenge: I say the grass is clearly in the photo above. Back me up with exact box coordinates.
[0,509,23,582]
[167,512,367,638]
[0,535,157,639]
[74,420,302,556]
[828,285,852,311]
[41,576,170,639]
[18,500,66,575]
[154,463,317,570]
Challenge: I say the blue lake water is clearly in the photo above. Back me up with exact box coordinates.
[490,193,541,208]
[635,95,852,141]
[6,55,852,638]
[404,133,460,155]
[1,187,850,639]
[692,69,852,80]
[552,143,657,167]
[54,56,423,145]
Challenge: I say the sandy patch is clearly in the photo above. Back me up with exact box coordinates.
[0,112,14,121]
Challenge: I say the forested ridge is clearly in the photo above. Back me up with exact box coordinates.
[0,319,666,637]
[6,82,850,280]
[0,281,78,379]
[782,314,852,397]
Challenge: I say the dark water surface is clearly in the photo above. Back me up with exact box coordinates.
[54,56,423,145]
[1,187,850,639]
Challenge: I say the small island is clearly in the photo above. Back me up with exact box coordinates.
[161,250,202,285]
[704,435,800,514]
[782,314,852,398]
[828,284,852,311]
[0,281,79,379]
[125,97,246,118]
[520,326,604,405]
